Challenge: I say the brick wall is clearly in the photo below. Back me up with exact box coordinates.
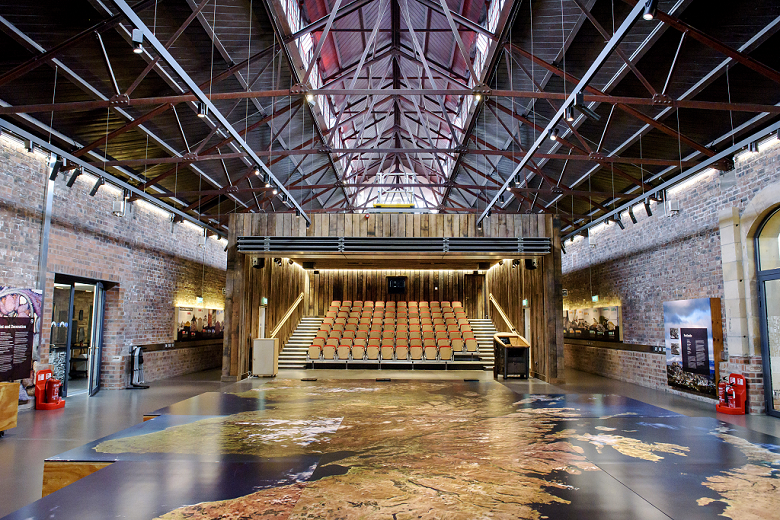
[0,136,227,388]
[562,138,780,413]
[564,343,667,390]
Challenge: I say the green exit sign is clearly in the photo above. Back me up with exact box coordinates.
[522,299,529,307]
[196,296,203,305]
[592,295,599,303]
[261,297,268,306]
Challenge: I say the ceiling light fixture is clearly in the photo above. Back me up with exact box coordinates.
[295,208,301,218]
[253,166,260,176]
[565,106,574,122]
[49,156,63,181]
[197,102,208,118]
[614,214,625,230]
[306,93,315,104]
[272,185,278,195]
[643,198,653,217]
[643,0,658,20]
[89,177,105,197]
[66,167,82,188]
[25,139,34,153]
[561,243,566,254]
[748,141,759,153]
[573,91,601,121]
[131,28,144,54]
[548,128,559,141]
[498,194,505,204]
[628,206,637,224]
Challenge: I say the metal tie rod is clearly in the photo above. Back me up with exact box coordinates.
[477,0,649,227]
[110,0,311,226]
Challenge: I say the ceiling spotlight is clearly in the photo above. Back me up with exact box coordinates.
[614,214,625,230]
[197,101,208,118]
[25,139,34,153]
[289,258,294,265]
[748,141,759,153]
[89,177,105,197]
[474,93,482,102]
[573,91,601,121]
[643,198,653,217]
[628,206,637,224]
[295,208,301,218]
[477,220,483,230]
[565,106,574,122]
[642,0,658,20]
[487,209,492,218]
[253,166,260,176]
[512,259,520,268]
[131,28,144,54]
[306,93,315,104]
[66,167,82,187]
[306,219,311,228]
[561,243,566,254]
[272,186,278,195]
[281,192,288,202]
[49,156,63,181]
[513,175,522,188]
[548,128,559,141]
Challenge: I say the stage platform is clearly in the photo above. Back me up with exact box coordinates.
[6,378,780,519]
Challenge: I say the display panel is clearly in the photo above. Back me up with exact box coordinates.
[175,307,225,342]
[663,298,722,396]
[0,288,42,381]
[563,306,622,342]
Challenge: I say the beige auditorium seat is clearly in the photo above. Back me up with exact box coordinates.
[395,338,409,360]
[451,338,464,353]
[465,338,478,353]
[366,339,380,360]
[423,338,437,360]
[352,339,366,360]
[308,337,324,359]
[409,341,423,360]
[381,340,395,360]
[323,339,337,359]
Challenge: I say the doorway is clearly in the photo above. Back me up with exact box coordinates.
[464,274,487,319]
[756,207,780,417]
[49,278,106,397]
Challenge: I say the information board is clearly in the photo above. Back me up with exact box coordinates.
[0,316,34,381]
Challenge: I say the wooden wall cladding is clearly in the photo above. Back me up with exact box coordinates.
[231,212,551,239]
[306,269,476,317]
[486,215,564,383]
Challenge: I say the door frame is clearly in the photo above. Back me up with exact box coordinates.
[53,274,114,397]
[88,282,106,396]
[754,207,780,418]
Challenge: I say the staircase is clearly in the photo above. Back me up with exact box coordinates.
[278,317,322,369]
[469,319,498,370]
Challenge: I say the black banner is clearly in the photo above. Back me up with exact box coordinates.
[0,316,34,381]
[680,327,710,376]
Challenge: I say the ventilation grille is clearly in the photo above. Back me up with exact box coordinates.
[237,236,551,255]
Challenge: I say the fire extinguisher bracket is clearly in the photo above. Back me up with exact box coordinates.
[34,369,65,410]
[716,373,747,415]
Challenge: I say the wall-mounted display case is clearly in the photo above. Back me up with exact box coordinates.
[563,306,622,342]
[174,307,225,342]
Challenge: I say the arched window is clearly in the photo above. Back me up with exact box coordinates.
[756,207,780,417]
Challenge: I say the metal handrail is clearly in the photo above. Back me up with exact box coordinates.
[269,292,305,339]
[488,293,518,334]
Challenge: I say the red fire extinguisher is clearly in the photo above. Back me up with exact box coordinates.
[717,377,728,407]
[45,378,62,403]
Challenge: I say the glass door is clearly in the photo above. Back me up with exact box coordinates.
[756,207,780,417]
[88,282,105,396]
[49,283,74,396]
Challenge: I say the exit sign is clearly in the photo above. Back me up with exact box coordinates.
[592,295,599,303]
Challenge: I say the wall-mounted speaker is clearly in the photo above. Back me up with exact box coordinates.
[251,257,265,269]
[525,259,538,270]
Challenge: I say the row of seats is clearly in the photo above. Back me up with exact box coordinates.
[310,301,476,362]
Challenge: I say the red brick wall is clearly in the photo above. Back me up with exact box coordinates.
[562,139,780,413]
[564,343,667,390]
[0,136,226,387]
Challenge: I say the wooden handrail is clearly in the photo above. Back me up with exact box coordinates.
[269,292,305,338]
[489,293,518,334]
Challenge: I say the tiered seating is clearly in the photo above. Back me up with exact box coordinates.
[309,300,474,362]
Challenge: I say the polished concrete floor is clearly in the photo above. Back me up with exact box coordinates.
[1,367,778,518]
